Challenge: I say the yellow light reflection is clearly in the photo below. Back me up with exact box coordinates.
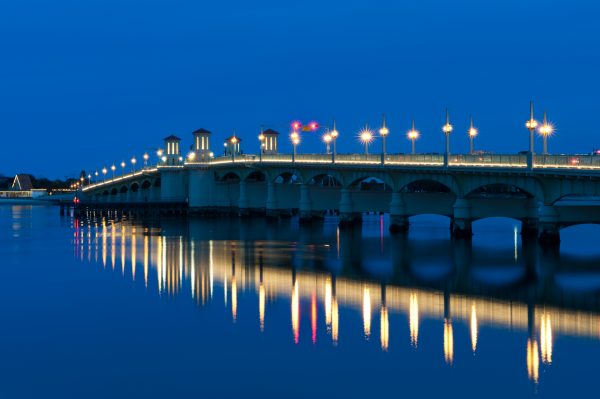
[144,235,149,287]
[380,305,389,351]
[259,282,265,332]
[332,297,339,345]
[409,292,419,347]
[101,221,107,268]
[325,277,332,333]
[363,287,371,340]
[444,318,454,365]
[540,313,553,365]
[231,277,237,322]
[527,338,540,383]
[120,226,126,275]
[311,292,317,344]
[111,223,116,270]
[471,304,478,353]
[292,280,300,344]
[131,231,136,281]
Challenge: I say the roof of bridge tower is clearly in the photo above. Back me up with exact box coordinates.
[164,135,181,141]
[263,129,279,135]
[192,128,211,135]
[224,136,242,142]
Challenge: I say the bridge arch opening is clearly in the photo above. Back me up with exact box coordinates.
[306,174,341,187]
[141,180,152,190]
[221,172,240,182]
[102,190,109,196]
[349,177,392,191]
[130,183,139,192]
[153,178,161,188]
[466,183,533,199]
[119,186,128,194]
[245,171,265,182]
[110,188,118,195]
[401,179,452,194]
[273,172,301,184]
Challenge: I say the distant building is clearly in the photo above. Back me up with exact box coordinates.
[11,174,34,191]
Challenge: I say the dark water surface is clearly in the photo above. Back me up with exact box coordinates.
[1,205,600,398]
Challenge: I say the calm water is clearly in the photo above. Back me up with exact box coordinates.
[1,205,600,398]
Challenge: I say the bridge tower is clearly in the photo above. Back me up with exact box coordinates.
[192,128,211,161]
[262,129,279,155]
[164,135,182,166]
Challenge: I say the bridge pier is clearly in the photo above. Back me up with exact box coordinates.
[238,180,250,216]
[299,184,321,223]
[338,188,361,227]
[538,205,560,248]
[389,191,409,233]
[451,198,472,239]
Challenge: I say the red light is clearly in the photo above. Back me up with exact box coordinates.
[310,122,318,130]
[291,121,301,130]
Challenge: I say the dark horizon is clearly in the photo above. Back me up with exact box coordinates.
[1,0,599,179]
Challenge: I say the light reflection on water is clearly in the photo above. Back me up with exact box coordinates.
[5,205,600,397]
[68,212,600,389]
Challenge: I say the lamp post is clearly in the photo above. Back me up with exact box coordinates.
[87,174,92,185]
[379,114,389,164]
[407,119,419,155]
[290,131,300,162]
[131,157,137,172]
[102,167,107,181]
[110,164,116,179]
[330,119,339,162]
[120,161,126,175]
[359,126,373,156]
[156,149,163,165]
[230,136,238,161]
[258,129,265,162]
[538,111,554,155]
[525,101,538,169]
[442,109,453,167]
[143,153,149,167]
[323,131,332,154]
[94,170,99,182]
[468,116,478,155]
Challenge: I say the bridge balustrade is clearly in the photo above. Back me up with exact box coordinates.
[534,154,600,169]
[450,154,527,167]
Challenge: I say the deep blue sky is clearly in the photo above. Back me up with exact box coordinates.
[1,0,599,178]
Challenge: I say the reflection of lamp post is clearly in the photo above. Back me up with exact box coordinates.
[110,164,116,179]
[330,120,339,162]
[359,126,373,155]
[379,115,389,164]
[323,132,332,154]
[468,116,478,155]
[442,109,453,167]
[525,101,538,169]
[407,119,419,154]
[538,111,554,155]
[258,129,265,162]
[290,131,300,162]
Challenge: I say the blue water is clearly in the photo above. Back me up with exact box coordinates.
[1,205,599,398]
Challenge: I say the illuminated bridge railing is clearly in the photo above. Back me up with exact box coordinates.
[449,154,527,167]
[534,154,600,169]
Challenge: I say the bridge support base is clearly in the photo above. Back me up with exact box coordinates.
[389,215,409,234]
[521,218,539,238]
[451,218,472,239]
[338,212,362,228]
[538,224,560,249]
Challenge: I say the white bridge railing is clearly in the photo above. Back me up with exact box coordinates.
[83,153,600,191]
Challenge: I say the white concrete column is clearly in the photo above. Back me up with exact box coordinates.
[339,188,360,227]
[239,180,250,216]
[452,198,472,238]
[538,204,560,247]
[266,182,279,217]
[299,184,313,221]
[389,191,409,233]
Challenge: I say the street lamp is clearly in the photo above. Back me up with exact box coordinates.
[110,164,116,179]
[94,170,99,182]
[323,131,332,154]
[120,161,126,174]
[187,151,196,161]
[525,101,538,169]
[330,119,339,162]
[290,131,300,162]
[538,111,554,155]
[359,126,374,156]
[258,129,265,161]
[131,157,137,172]
[143,153,149,167]
[468,116,478,155]
[101,167,107,181]
[442,109,453,167]
[379,114,389,164]
[87,174,92,184]
[407,119,419,155]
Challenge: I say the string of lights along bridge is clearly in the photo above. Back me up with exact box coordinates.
[79,103,600,248]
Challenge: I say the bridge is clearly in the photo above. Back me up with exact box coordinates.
[80,121,600,247]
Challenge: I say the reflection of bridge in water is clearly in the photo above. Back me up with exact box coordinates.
[72,215,600,385]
